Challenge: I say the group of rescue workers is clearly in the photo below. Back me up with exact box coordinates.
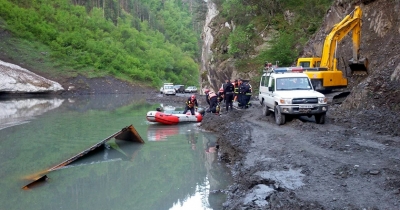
[182,79,252,115]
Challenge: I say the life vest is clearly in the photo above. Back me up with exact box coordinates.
[234,85,239,94]
[187,100,195,108]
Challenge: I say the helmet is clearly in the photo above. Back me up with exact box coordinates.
[219,88,224,92]
[191,94,196,99]
[204,89,210,94]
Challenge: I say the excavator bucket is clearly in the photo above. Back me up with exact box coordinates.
[349,57,368,76]
[22,125,144,190]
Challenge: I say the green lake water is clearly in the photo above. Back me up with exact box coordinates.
[0,94,231,210]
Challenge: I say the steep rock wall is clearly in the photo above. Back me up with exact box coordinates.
[200,0,219,93]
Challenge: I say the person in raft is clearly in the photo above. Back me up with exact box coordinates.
[183,94,198,115]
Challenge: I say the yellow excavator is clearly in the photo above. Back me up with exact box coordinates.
[296,6,368,91]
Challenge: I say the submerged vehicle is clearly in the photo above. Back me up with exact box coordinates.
[22,125,144,189]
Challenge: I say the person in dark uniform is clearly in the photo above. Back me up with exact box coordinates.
[183,94,198,115]
[244,82,252,108]
[222,79,229,90]
[238,79,246,109]
[223,79,234,112]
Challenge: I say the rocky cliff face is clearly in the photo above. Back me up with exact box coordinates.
[200,0,254,93]
[200,0,219,93]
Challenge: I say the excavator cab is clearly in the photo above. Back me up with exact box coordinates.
[349,57,368,75]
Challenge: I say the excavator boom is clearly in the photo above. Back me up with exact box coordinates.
[321,6,368,75]
[297,6,368,91]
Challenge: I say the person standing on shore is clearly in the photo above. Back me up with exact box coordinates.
[244,82,252,108]
[238,79,245,108]
[224,79,234,112]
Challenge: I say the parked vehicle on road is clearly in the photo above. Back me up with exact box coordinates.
[163,83,176,95]
[160,87,164,94]
[185,86,197,93]
[174,85,185,93]
[258,67,328,125]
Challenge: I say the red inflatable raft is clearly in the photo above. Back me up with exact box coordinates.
[146,111,203,125]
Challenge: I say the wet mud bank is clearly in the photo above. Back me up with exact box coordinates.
[200,101,400,210]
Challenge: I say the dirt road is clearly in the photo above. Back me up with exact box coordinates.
[200,100,400,210]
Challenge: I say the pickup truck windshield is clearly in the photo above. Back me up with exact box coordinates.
[276,77,312,90]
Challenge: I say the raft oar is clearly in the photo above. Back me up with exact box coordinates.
[22,125,144,190]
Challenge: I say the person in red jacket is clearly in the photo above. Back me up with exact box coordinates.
[183,94,198,115]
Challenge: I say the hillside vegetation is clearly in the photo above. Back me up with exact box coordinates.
[0,0,204,87]
[199,0,334,90]
[216,0,332,66]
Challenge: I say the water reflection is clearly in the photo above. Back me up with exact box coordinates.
[0,97,64,130]
[187,129,199,150]
[147,124,185,141]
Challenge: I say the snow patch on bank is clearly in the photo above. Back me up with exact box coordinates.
[0,60,64,93]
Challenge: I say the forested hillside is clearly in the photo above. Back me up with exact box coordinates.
[216,0,333,65]
[0,0,205,87]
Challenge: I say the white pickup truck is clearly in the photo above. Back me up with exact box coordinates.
[258,67,328,125]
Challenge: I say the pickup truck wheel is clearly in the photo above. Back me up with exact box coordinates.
[315,113,326,124]
[262,103,271,116]
[274,106,286,125]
